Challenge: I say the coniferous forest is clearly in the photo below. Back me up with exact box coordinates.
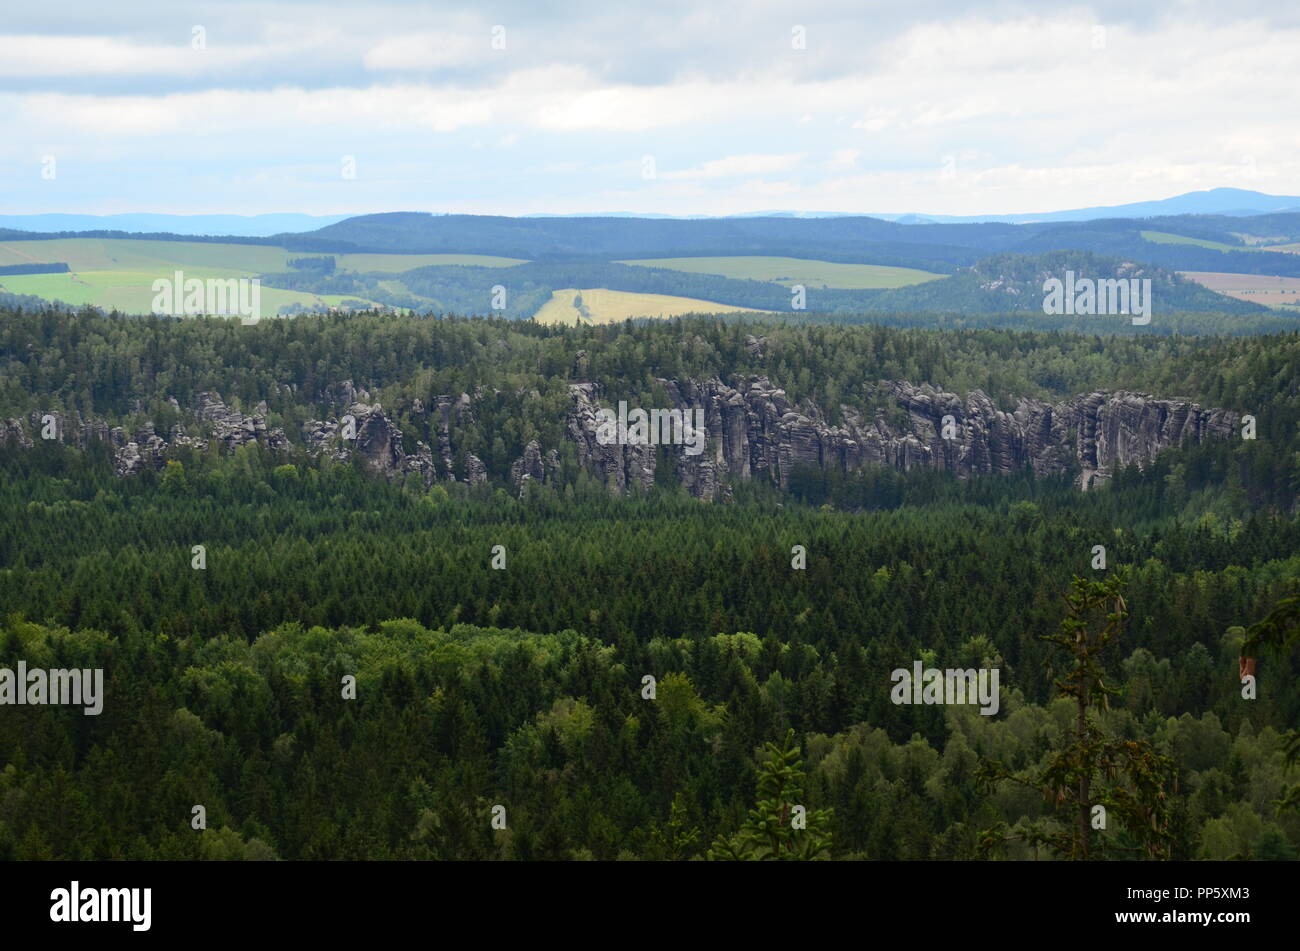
[2,306,1298,862]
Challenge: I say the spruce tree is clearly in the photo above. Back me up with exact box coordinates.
[708,729,833,860]
[978,571,1176,860]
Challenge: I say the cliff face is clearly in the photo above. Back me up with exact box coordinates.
[560,377,1239,498]
[2,377,1238,498]
[0,388,486,486]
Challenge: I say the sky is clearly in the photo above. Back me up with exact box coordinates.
[2,0,1299,218]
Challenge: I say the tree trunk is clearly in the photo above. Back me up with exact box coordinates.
[1077,678,1090,860]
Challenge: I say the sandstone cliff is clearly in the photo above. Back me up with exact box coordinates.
[3,377,1238,499]
[560,377,1239,498]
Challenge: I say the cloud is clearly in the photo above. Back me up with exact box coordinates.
[0,34,267,76]
[363,30,491,71]
[852,108,899,133]
[825,149,860,171]
[662,153,807,180]
[2,3,1299,215]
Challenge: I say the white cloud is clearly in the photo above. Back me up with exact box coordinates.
[3,7,1300,214]
[663,153,807,180]
[825,149,860,171]
[363,31,488,71]
[0,34,272,76]
[852,108,899,133]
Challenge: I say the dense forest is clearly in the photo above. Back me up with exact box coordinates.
[251,250,1268,318]
[8,206,1300,280]
[281,209,1300,273]
[1,306,1298,860]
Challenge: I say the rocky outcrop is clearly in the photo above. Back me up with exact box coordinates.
[302,401,442,486]
[565,384,659,495]
[508,440,561,495]
[1,410,118,451]
[0,392,289,477]
[510,439,545,487]
[2,376,1240,499]
[0,417,32,449]
[466,453,488,486]
[560,377,1240,499]
[194,392,279,452]
[298,393,482,488]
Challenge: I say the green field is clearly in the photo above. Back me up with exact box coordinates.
[1140,230,1260,252]
[0,238,526,274]
[0,269,384,316]
[0,238,526,315]
[0,238,288,273]
[532,287,774,325]
[616,255,942,288]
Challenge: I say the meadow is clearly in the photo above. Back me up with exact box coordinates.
[0,238,522,314]
[616,255,942,289]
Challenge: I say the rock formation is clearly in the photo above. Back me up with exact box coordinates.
[559,377,1239,499]
[3,376,1239,499]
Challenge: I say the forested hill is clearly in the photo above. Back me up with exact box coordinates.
[2,308,1299,505]
[1,306,1299,861]
[2,213,1296,322]
[285,211,993,263]
[868,251,1269,315]
[7,209,1300,275]
[286,210,1300,262]
[249,252,1265,318]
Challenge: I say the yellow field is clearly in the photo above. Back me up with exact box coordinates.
[1178,270,1300,306]
[532,288,774,325]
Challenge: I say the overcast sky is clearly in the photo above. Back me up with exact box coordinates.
[2,0,1298,217]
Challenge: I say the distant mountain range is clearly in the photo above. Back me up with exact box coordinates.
[5,189,1300,235]
[864,188,1300,224]
[522,188,1300,224]
[258,209,1300,276]
[2,193,1297,321]
[0,213,350,237]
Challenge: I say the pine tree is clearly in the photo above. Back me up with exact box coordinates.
[978,571,1176,860]
[1242,582,1300,813]
[708,729,833,860]
[651,792,701,860]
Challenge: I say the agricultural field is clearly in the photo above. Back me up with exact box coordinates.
[0,268,384,315]
[0,237,290,272]
[1140,230,1258,252]
[1179,270,1300,308]
[532,287,773,325]
[0,238,522,314]
[0,237,524,274]
[1231,232,1293,246]
[616,255,941,289]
